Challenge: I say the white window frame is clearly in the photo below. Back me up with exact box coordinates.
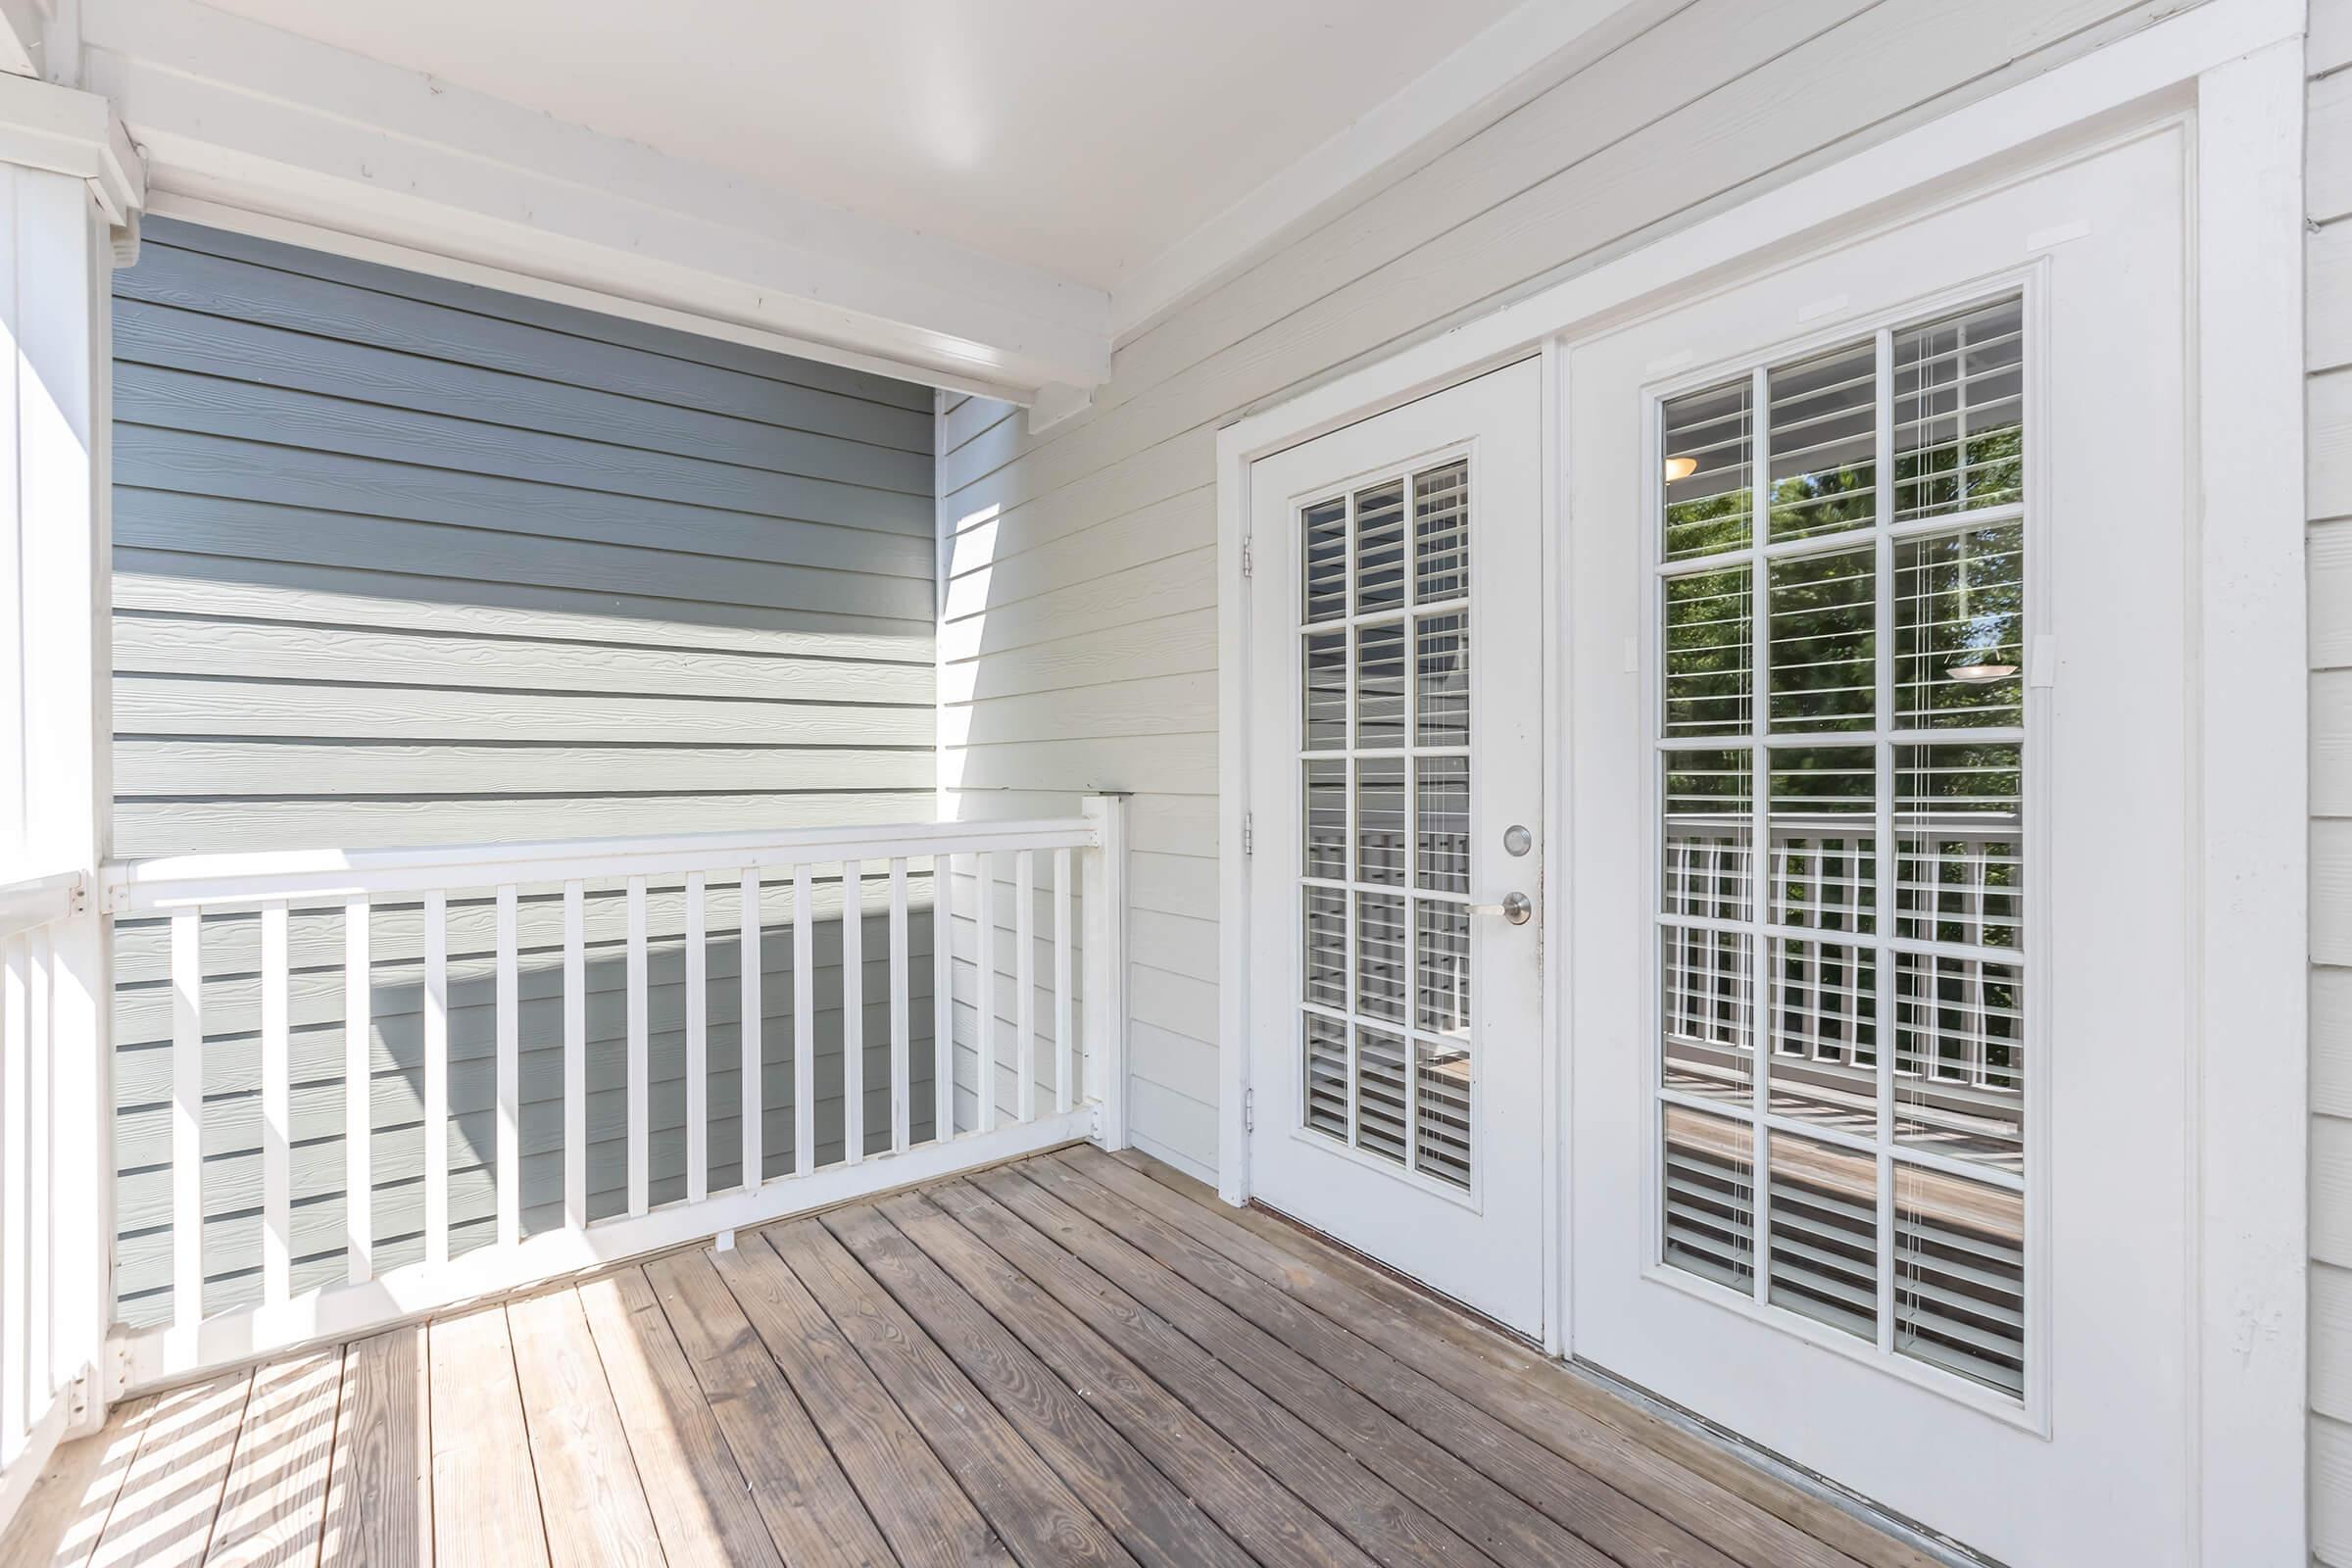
[1215,0,2308,1557]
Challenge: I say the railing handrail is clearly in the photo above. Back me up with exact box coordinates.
[0,869,80,941]
[103,814,1102,913]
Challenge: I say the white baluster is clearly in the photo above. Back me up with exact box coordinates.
[424,891,449,1268]
[740,868,762,1191]
[842,860,863,1165]
[1054,847,1074,1115]
[933,855,953,1143]
[495,885,520,1250]
[889,858,909,1153]
[170,912,202,1337]
[564,881,586,1232]
[626,876,649,1217]
[686,872,708,1204]
[260,902,290,1304]
[1015,850,1036,1125]
[344,899,371,1284]
[976,851,997,1134]
[793,867,814,1177]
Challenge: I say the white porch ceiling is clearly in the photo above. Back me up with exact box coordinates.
[70,0,1651,400]
[193,0,1518,297]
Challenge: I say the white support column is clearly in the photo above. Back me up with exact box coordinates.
[1080,794,1129,1150]
[0,73,142,1440]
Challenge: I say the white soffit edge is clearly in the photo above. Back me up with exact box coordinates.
[79,0,1112,397]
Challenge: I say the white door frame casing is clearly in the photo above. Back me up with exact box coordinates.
[1211,0,2308,1559]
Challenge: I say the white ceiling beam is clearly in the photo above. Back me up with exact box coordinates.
[79,0,1109,398]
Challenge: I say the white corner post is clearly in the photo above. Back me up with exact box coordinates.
[0,71,142,1450]
[1081,794,1129,1149]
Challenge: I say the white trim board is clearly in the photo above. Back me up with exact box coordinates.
[1214,0,2306,1560]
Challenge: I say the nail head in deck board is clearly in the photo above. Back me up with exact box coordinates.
[875,1188,1380,1568]
[638,1251,894,1568]
[322,1325,433,1568]
[574,1270,785,1568]
[823,1201,1255,1568]
[758,1219,1138,1568]
[968,1165,1550,1568]
[89,1371,253,1568]
[0,1393,156,1568]
[428,1306,551,1568]
[1033,1153,1751,1568]
[204,1349,343,1567]
[505,1291,666,1568]
[1112,1150,1933,1568]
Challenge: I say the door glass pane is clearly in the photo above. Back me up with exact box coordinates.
[1355,621,1406,748]
[1653,294,2030,1399]
[1767,1130,1878,1341]
[1663,1104,1754,1292]
[1296,458,1481,1193]
[1354,480,1407,612]
[1416,613,1470,747]
[1355,1026,1409,1165]
[1662,926,1750,1103]
[1894,1163,2026,1396]
[1415,460,1469,602]
[1662,380,1752,560]
[1767,938,1877,1130]
[1354,758,1406,885]
[1303,497,1349,621]
[1894,521,2024,730]
[1664,569,1752,738]
[1663,749,1751,922]
[1768,547,1875,732]
[1894,297,2024,521]
[1767,342,1877,543]
[1416,756,1470,894]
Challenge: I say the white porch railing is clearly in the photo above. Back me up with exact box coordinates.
[0,870,96,1519]
[96,797,1128,1394]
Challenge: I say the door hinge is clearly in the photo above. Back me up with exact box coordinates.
[1242,810,1253,857]
[1241,539,1253,578]
[1244,1088,1255,1132]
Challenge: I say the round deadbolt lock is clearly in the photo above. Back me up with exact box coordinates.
[1502,824,1533,858]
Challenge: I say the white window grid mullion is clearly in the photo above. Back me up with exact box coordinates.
[1344,483,1360,1153]
[1872,323,1899,1354]
[1655,502,2025,581]
[1654,1086,2024,1195]
[1401,464,1421,1179]
[1746,362,1772,1305]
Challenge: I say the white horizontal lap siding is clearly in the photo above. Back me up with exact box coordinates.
[2312,7,2352,1560]
[110,218,939,1326]
[935,0,2196,1183]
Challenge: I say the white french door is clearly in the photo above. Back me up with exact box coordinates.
[1564,130,2191,1566]
[1246,361,1546,1338]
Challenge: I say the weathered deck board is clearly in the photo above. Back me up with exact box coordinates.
[428,1306,548,1568]
[575,1269,784,1568]
[19,1150,1935,1568]
[506,1290,664,1568]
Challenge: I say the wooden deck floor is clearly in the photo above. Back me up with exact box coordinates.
[1,1148,1938,1568]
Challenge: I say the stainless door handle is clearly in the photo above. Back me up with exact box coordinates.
[1469,892,1532,925]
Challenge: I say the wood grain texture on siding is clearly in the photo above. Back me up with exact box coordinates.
[932,0,2180,1178]
[110,218,937,1328]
